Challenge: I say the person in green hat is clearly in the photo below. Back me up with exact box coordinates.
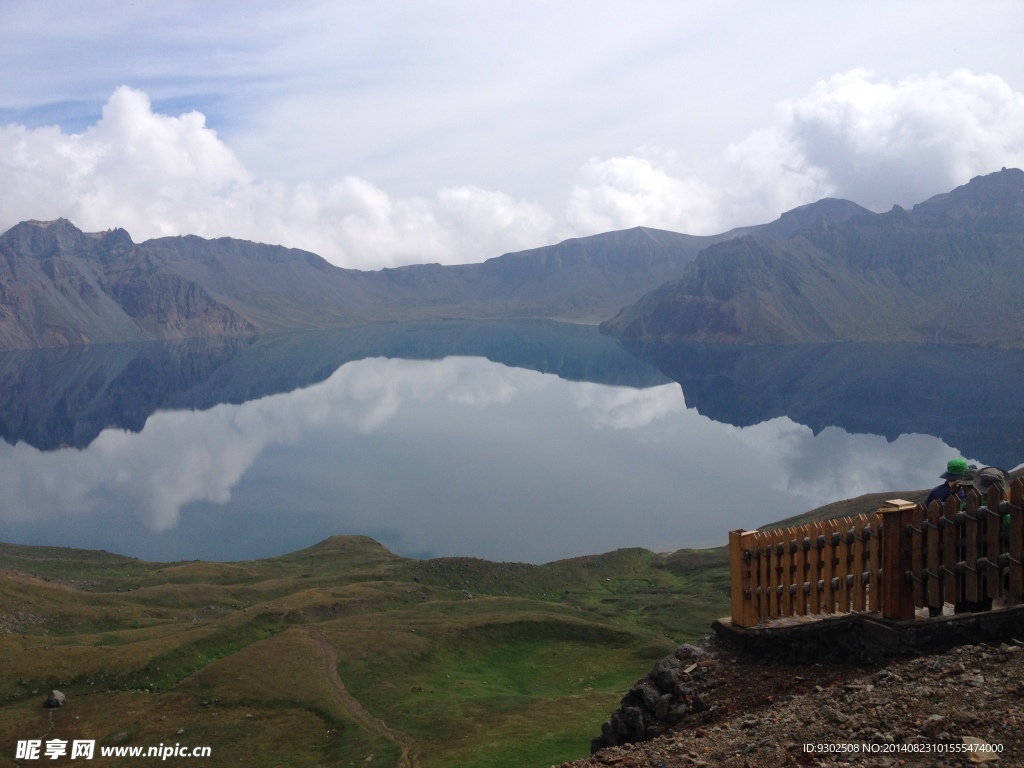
[924,458,968,507]
[924,459,969,616]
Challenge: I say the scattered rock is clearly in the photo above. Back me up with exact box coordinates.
[572,635,1024,768]
[820,706,848,725]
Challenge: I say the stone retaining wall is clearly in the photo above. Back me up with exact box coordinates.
[712,604,1024,664]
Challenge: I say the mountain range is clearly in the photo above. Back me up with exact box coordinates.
[2,169,1023,351]
[0,198,869,351]
[602,167,1024,345]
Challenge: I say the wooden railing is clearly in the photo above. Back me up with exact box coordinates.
[728,478,1024,627]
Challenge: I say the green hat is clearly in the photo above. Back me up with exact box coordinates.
[940,458,968,480]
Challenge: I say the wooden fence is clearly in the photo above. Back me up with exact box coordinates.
[728,478,1024,627]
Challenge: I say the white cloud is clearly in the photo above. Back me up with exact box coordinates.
[565,69,1024,235]
[566,156,722,234]
[0,87,559,269]
[435,186,558,258]
[3,72,1024,267]
[777,68,1024,211]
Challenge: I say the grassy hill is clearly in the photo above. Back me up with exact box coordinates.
[1,469,965,767]
[0,536,729,768]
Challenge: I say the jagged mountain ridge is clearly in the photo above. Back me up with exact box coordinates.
[0,197,870,351]
[601,168,1024,345]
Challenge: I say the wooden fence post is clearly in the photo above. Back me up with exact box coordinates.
[729,529,757,627]
[965,490,980,603]
[868,511,882,613]
[817,521,833,614]
[795,524,809,615]
[925,502,941,612]
[881,499,916,621]
[781,527,795,617]
[985,485,1003,603]
[941,495,959,607]
[852,514,867,613]
[836,517,851,614]
[911,504,925,609]
[1010,480,1024,605]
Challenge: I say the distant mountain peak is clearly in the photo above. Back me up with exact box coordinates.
[0,217,92,257]
[723,197,873,242]
[602,167,1024,347]
[914,167,1024,220]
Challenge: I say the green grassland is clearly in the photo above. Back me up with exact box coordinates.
[0,536,730,768]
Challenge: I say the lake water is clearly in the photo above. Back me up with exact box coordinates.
[1,321,1020,563]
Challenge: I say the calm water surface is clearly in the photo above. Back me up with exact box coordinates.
[0,322,1016,563]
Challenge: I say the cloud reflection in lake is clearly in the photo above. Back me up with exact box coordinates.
[0,355,959,563]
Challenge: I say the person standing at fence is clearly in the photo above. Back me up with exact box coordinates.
[924,458,968,507]
[955,466,1010,614]
[925,459,970,616]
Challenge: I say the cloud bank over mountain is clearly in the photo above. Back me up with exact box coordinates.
[2,70,1023,268]
[570,70,1024,236]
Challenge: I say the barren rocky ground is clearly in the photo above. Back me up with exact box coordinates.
[563,636,1024,768]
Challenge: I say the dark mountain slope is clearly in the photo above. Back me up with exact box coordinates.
[0,196,878,350]
[364,226,715,322]
[360,200,871,322]
[0,220,255,349]
[602,168,1024,345]
[140,235,381,329]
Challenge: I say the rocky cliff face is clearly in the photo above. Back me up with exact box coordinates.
[602,168,1024,346]
[0,220,260,349]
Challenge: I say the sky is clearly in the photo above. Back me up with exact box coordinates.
[2,1,1023,270]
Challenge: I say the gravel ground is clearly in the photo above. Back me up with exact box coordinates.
[561,637,1024,767]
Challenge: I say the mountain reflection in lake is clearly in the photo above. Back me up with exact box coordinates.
[0,323,973,563]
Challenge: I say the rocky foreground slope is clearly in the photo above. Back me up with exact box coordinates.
[567,637,1023,767]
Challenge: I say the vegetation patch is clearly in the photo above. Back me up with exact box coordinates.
[0,535,732,767]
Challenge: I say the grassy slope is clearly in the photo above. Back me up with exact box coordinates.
[2,475,954,768]
[0,536,729,768]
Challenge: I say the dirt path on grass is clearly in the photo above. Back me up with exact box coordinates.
[307,628,421,768]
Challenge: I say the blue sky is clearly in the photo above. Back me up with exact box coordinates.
[2,1,1023,268]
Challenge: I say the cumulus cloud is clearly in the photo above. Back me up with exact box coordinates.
[3,72,1024,265]
[566,69,1024,235]
[777,68,1024,211]
[0,87,559,268]
[565,156,722,234]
